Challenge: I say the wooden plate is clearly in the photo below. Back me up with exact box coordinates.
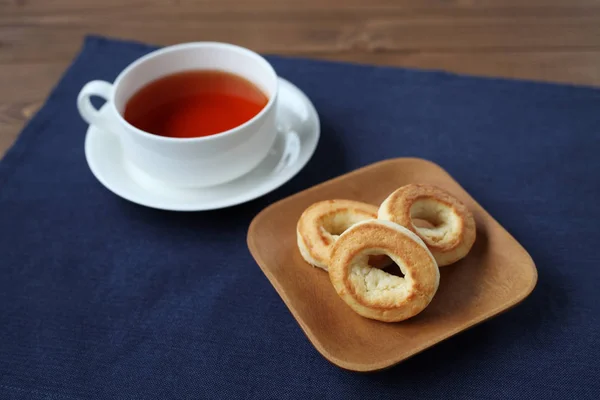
[247,158,537,372]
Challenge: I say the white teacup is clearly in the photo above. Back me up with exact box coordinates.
[77,42,281,188]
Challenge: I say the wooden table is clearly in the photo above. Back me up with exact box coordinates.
[1,0,599,157]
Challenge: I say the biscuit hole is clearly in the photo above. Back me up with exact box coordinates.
[321,212,366,236]
[383,260,405,278]
[413,218,436,229]
[410,199,446,228]
[368,253,405,278]
[368,254,392,269]
[326,225,347,236]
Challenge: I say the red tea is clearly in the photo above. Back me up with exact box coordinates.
[123,70,268,138]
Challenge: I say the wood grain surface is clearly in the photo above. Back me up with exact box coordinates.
[1,0,600,157]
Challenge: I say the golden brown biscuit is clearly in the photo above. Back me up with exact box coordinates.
[378,184,476,266]
[297,199,387,271]
[328,219,439,322]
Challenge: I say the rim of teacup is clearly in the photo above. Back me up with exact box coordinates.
[110,41,279,143]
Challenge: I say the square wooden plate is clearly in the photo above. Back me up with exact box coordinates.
[247,158,537,372]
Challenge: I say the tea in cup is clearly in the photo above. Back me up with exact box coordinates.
[77,42,279,188]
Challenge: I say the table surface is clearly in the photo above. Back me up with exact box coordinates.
[1,0,599,158]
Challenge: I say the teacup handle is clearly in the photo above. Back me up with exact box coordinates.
[77,80,115,131]
[272,123,301,175]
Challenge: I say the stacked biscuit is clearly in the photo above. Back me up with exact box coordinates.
[296,184,476,322]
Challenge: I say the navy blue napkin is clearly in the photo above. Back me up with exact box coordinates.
[1,35,599,399]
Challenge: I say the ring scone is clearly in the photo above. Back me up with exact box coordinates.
[296,199,381,271]
[378,184,476,267]
[328,219,440,323]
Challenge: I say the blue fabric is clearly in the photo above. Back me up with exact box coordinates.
[1,35,599,399]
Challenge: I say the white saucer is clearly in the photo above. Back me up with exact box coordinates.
[84,77,320,211]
